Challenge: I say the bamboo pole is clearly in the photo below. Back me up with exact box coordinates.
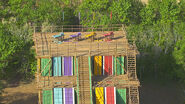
[48,57,51,86]
[38,90,41,104]
[88,56,93,104]
[76,57,80,104]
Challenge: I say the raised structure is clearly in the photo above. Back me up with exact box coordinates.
[33,24,140,104]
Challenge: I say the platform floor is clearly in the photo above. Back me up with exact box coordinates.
[33,31,136,57]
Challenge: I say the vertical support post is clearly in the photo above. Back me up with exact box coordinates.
[127,55,130,78]
[134,56,137,79]
[76,57,80,104]
[88,56,93,104]
[52,88,54,104]
[74,43,77,75]
[129,87,132,104]
[68,40,69,56]
[34,26,36,35]
[37,58,41,88]
[115,56,117,76]
[51,26,53,33]
[82,25,84,32]
[49,42,51,57]
[115,41,118,76]
[112,24,113,31]
[38,90,41,104]
[48,57,51,86]
[122,24,124,31]
[89,41,92,56]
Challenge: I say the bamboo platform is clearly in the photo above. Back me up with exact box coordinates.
[33,31,138,57]
[37,74,139,89]
[92,74,139,88]
[34,25,140,104]
[37,76,77,89]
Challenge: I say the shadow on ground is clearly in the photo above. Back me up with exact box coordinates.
[139,79,184,104]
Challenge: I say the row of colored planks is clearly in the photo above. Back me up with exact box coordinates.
[95,87,126,104]
[42,87,126,104]
[93,56,125,75]
[39,56,75,76]
[38,56,125,76]
[43,88,75,104]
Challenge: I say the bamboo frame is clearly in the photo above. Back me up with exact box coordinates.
[34,25,140,104]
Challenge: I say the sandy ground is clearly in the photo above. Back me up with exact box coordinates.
[0,79,184,104]
[0,81,38,104]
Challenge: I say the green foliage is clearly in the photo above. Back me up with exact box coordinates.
[8,0,35,24]
[77,0,111,26]
[179,0,185,22]
[110,0,131,24]
[1,0,78,26]
[62,7,79,25]
[127,0,144,24]
[173,39,185,82]
[35,0,62,25]
[173,23,185,83]
[0,23,36,79]
[0,0,79,80]
[127,0,185,83]
[77,0,143,26]
[0,24,20,73]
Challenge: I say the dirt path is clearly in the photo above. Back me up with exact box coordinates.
[0,79,184,104]
[0,81,38,104]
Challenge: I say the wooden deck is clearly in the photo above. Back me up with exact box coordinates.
[37,74,139,89]
[37,76,77,89]
[92,74,140,88]
[33,31,138,57]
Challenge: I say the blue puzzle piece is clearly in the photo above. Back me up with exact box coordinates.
[52,32,64,38]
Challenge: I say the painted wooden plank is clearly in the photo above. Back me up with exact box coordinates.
[53,57,62,76]
[63,56,73,76]
[73,57,75,75]
[105,87,116,104]
[114,56,124,75]
[103,56,104,75]
[43,90,53,104]
[64,88,75,104]
[104,56,113,75]
[88,56,93,104]
[116,89,126,104]
[41,58,52,76]
[91,56,94,75]
[37,58,41,71]
[121,56,124,74]
[54,88,63,104]
[94,56,102,75]
[95,87,104,104]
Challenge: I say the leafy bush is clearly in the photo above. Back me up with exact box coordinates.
[0,23,36,79]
